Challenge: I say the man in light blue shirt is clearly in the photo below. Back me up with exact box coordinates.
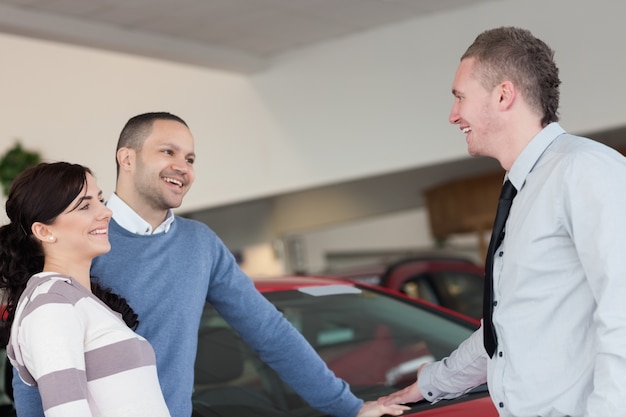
[380,26,626,417]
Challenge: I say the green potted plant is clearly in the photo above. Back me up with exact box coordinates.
[0,141,41,196]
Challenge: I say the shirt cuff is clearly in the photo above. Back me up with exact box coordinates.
[417,362,474,403]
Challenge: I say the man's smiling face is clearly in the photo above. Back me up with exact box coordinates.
[133,119,196,212]
[449,57,502,160]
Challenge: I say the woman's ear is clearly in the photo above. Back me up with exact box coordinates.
[31,222,55,244]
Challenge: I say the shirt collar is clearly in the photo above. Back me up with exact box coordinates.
[106,193,175,235]
[507,122,566,191]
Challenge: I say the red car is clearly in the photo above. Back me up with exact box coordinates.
[328,256,485,322]
[192,275,497,417]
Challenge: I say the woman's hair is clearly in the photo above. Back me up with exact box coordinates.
[0,162,137,342]
[91,281,139,330]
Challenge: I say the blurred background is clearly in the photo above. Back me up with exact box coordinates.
[1,0,625,277]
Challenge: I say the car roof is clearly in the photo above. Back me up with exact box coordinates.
[251,274,357,292]
[251,274,480,326]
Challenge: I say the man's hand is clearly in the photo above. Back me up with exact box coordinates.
[356,400,410,417]
[377,382,423,406]
[377,363,427,406]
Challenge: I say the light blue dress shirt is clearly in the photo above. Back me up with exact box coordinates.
[418,123,626,417]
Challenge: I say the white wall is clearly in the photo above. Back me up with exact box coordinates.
[284,207,485,274]
[2,0,626,228]
[0,33,280,218]
[293,208,437,273]
[252,0,626,186]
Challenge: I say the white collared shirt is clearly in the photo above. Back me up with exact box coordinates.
[419,123,626,416]
[106,193,175,235]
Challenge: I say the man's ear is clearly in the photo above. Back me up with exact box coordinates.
[497,81,516,109]
[117,147,135,173]
[31,222,54,244]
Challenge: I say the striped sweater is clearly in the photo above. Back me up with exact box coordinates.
[8,272,170,417]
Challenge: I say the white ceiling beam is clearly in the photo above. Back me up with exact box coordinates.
[0,3,268,73]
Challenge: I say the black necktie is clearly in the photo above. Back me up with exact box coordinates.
[483,179,517,357]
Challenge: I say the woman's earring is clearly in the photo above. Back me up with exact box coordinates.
[49,236,56,242]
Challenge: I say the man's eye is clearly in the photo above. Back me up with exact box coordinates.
[186,158,195,164]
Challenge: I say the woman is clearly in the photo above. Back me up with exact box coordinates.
[0,162,170,417]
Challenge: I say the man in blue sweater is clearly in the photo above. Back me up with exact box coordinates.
[12,112,407,417]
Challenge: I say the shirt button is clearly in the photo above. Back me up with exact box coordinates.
[493,300,498,307]
[499,402,504,408]
[499,351,503,357]
[428,392,433,397]
[498,251,504,257]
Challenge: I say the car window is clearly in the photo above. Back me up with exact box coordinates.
[402,275,439,304]
[0,347,16,416]
[193,285,476,416]
[433,272,483,319]
[402,272,483,319]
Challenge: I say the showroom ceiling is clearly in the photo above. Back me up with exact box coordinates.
[0,0,500,72]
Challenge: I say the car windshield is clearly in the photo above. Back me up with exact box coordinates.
[193,284,477,417]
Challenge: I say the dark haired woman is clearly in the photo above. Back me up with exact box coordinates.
[0,162,169,416]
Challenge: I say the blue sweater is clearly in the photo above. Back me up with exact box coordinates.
[12,217,362,417]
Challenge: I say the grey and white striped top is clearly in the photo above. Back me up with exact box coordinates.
[8,272,170,417]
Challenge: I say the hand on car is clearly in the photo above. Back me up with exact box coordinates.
[377,364,426,406]
[357,400,410,416]
[377,382,423,407]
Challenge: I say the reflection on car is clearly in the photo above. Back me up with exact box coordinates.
[192,275,497,417]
